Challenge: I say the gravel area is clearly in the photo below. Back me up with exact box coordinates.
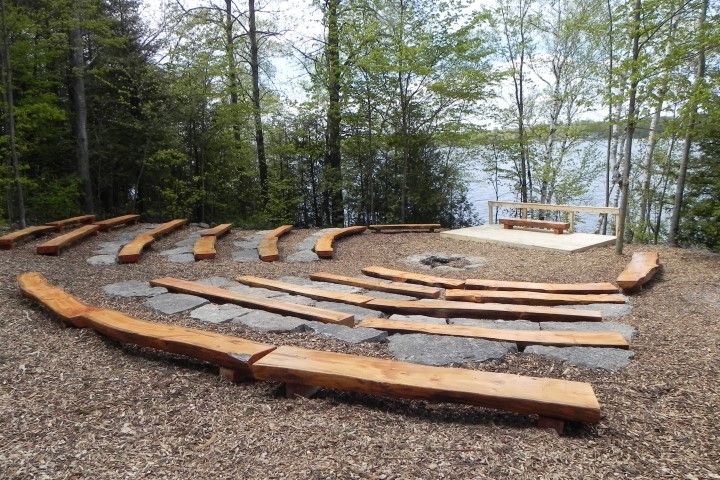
[1,226,719,478]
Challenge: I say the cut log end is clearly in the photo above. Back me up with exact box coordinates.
[219,367,252,383]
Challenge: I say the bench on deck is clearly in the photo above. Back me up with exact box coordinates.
[36,224,100,256]
[617,251,661,292]
[368,224,441,233]
[237,275,374,306]
[251,345,602,427]
[258,225,293,262]
[45,214,96,229]
[499,218,570,234]
[93,214,140,231]
[361,266,464,289]
[465,279,620,294]
[445,289,626,306]
[314,226,367,259]
[0,225,58,249]
[150,277,355,326]
[309,272,443,299]
[199,223,232,237]
[358,318,629,350]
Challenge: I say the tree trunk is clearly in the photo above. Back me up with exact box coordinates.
[602,0,614,234]
[248,0,268,203]
[225,0,240,142]
[324,0,343,226]
[638,95,663,236]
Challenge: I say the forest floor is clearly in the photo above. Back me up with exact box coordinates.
[1,226,719,479]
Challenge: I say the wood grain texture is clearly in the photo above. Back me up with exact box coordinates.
[236,275,375,305]
[314,226,367,259]
[93,214,140,231]
[617,252,661,292]
[0,225,57,249]
[445,289,626,306]
[358,318,629,349]
[361,266,465,289]
[193,235,217,260]
[36,224,100,255]
[465,279,620,294]
[251,345,602,424]
[309,272,443,299]
[150,277,355,326]
[199,223,232,237]
[18,272,96,325]
[145,219,187,238]
[257,224,293,262]
[45,214,96,229]
[117,234,155,264]
[368,224,441,232]
[499,218,570,234]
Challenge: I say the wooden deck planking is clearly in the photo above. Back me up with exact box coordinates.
[617,252,661,292]
[93,214,140,231]
[445,289,626,306]
[314,226,367,259]
[36,224,100,255]
[0,225,58,249]
[361,266,465,289]
[465,278,620,294]
[309,272,443,299]
[499,218,570,234]
[236,275,375,305]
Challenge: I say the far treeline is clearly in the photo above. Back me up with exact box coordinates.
[0,0,718,251]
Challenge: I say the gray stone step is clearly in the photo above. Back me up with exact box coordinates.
[388,333,517,366]
[523,345,635,371]
[103,280,167,298]
[144,293,208,315]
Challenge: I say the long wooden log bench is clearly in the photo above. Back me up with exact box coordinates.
[45,214,97,229]
[150,277,355,326]
[617,251,661,293]
[314,226,367,259]
[0,225,58,249]
[445,289,627,306]
[117,219,187,264]
[193,223,232,261]
[93,214,140,231]
[465,279,620,294]
[199,223,233,237]
[362,266,465,289]
[309,272,443,299]
[18,272,96,323]
[364,298,602,322]
[258,224,293,262]
[145,218,187,238]
[358,318,629,349]
[237,276,374,305]
[368,224,441,233]
[36,224,101,256]
[499,217,570,234]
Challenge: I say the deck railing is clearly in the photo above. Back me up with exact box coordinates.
[487,201,620,236]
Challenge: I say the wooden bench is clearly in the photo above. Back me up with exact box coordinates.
[617,252,661,293]
[364,298,602,322]
[314,226,367,259]
[0,225,58,249]
[368,224,441,233]
[145,218,187,238]
[36,224,100,256]
[193,235,218,260]
[499,218,570,234]
[237,275,375,306]
[257,224,293,262]
[199,223,232,237]
[362,266,464,289]
[93,214,140,231]
[45,214,96,229]
[465,279,620,294]
[150,277,355,326]
[445,289,627,306]
[117,234,155,264]
[251,346,602,426]
[309,272,443,299]
[358,318,630,349]
[18,272,96,324]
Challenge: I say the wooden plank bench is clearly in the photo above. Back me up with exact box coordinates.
[362,266,465,289]
[499,218,570,234]
[117,233,155,264]
[258,224,293,262]
[45,214,96,229]
[358,318,630,349]
[368,224,441,233]
[36,224,100,256]
[251,345,602,426]
[199,223,233,237]
[465,279,620,294]
[18,272,96,324]
[309,272,443,299]
[314,226,367,259]
[150,277,355,326]
[445,289,627,306]
[0,225,58,249]
[617,252,661,293]
[364,298,602,322]
[145,218,187,238]
[193,235,218,260]
[93,214,140,231]
[237,275,375,306]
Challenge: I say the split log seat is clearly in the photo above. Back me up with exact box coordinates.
[309,272,443,299]
[617,252,661,292]
[499,218,570,234]
[18,271,96,323]
[258,225,293,262]
[314,226,367,259]
[0,225,57,249]
[145,219,187,238]
[358,318,629,349]
[118,234,155,264]
[445,289,626,306]
[193,235,218,260]
[199,223,232,237]
[237,275,375,305]
[36,224,100,255]
[252,345,602,424]
[45,214,96,229]
[93,214,140,231]
[150,277,355,326]
[368,224,441,233]
[362,266,465,289]
[465,279,620,294]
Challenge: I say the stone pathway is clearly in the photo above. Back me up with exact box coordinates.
[86,223,160,266]
[388,333,517,366]
[158,231,202,263]
[231,231,269,262]
[524,345,635,371]
[285,228,338,262]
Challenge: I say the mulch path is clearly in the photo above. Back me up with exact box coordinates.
[1,227,719,479]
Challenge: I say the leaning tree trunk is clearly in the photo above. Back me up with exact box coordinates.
[248,0,268,204]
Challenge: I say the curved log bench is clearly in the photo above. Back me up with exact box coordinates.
[45,214,96,230]
[314,226,367,259]
[309,272,443,299]
[117,219,187,264]
[362,266,465,289]
[445,289,626,306]
[145,219,187,238]
[499,218,570,234]
[617,252,661,293]
[193,235,218,260]
[258,225,293,262]
[358,318,630,349]
[237,275,374,306]
[465,279,620,294]
[18,272,96,324]
[36,224,100,256]
[199,223,232,237]
[93,214,140,231]
[368,224,441,233]
[0,225,57,249]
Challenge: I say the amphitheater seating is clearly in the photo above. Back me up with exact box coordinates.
[617,251,661,292]
[445,289,627,306]
[0,225,57,249]
[465,279,620,294]
[258,225,293,262]
[36,224,100,256]
[117,219,187,264]
[309,272,443,299]
[145,219,187,238]
[199,223,232,237]
[46,214,96,229]
[314,226,367,259]
[499,218,570,234]
[93,214,140,231]
[193,235,218,260]
[236,275,375,305]
[361,266,465,289]
[368,224,441,233]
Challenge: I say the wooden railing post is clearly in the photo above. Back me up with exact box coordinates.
[569,212,576,232]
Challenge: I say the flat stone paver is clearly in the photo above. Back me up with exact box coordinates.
[278,276,363,293]
[286,229,338,262]
[167,253,195,263]
[271,294,317,306]
[539,321,637,341]
[195,277,239,288]
[285,250,319,262]
[144,293,208,315]
[190,303,252,324]
[388,333,516,366]
[95,242,125,255]
[173,234,202,248]
[233,311,310,333]
[449,318,540,330]
[389,314,447,325]
[304,321,388,344]
[364,291,417,301]
[88,255,117,266]
[313,301,382,322]
[159,246,193,256]
[103,280,167,298]
[523,345,635,370]
[226,284,287,298]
